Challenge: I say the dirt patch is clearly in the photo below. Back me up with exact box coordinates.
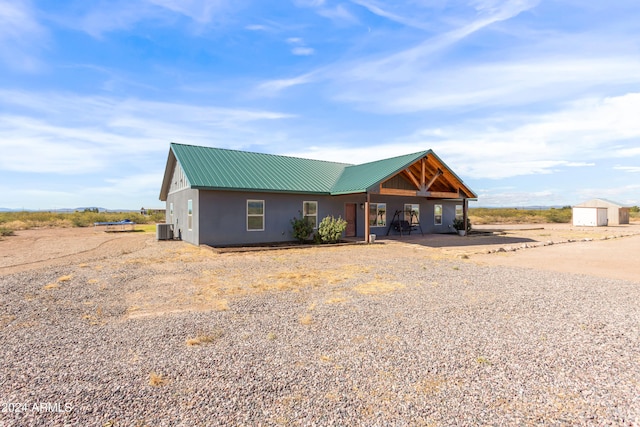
[0,227,151,274]
[471,233,640,282]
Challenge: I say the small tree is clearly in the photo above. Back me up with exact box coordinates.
[317,215,347,244]
[291,212,314,243]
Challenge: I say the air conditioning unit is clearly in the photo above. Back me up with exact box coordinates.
[156,223,174,240]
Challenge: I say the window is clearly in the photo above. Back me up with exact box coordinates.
[455,205,463,220]
[434,204,442,225]
[369,203,386,227]
[404,204,420,226]
[247,200,264,231]
[303,201,318,228]
[187,199,193,230]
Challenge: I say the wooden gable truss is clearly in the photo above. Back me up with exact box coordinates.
[377,154,474,199]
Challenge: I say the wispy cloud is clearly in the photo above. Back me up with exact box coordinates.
[145,0,230,24]
[256,71,320,94]
[69,0,235,37]
[614,166,640,173]
[292,47,315,56]
[286,37,315,56]
[293,0,326,7]
[0,90,294,174]
[414,93,640,179]
[316,4,359,24]
[258,0,541,101]
[284,92,640,181]
[0,0,47,71]
[350,0,430,30]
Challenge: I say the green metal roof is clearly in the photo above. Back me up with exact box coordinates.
[331,150,430,194]
[161,143,474,199]
[170,143,348,194]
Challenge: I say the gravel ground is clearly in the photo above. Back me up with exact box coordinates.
[1,236,639,426]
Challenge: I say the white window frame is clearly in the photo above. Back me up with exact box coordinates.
[404,204,420,226]
[303,201,318,229]
[369,203,387,227]
[187,199,193,230]
[247,200,265,231]
[434,204,443,226]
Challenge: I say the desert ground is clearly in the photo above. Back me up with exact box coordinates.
[1,225,639,426]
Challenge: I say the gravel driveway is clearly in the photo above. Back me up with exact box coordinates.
[1,230,639,426]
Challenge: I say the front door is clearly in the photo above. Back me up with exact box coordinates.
[345,203,357,237]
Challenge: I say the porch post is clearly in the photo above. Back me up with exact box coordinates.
[463,198,469,237]
[364,193,371,243]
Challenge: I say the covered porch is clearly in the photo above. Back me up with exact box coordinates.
[351,151,476,243]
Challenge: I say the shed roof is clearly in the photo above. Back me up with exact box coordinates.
[160,143,477,200]
[574,198,629,208]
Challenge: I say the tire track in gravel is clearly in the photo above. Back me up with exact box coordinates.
[0,234,151,275]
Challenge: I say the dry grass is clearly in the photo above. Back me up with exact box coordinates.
[0,315,16,328]
[186,329,224,346]
[43,274,74,290]
[81,307,104,326]
[414,375,445,395]
[148,372,167,387]
[299,314,313,325]
[325,293,349,304]
[476,356,492,365]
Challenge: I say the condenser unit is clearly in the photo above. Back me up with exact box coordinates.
[156,223,174,240]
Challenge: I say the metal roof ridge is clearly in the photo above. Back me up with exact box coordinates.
[170,142,353,167]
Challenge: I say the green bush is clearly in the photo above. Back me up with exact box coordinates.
[452,217,472,232]
[469,207,572,224]
[546,208,572,223]
[291,214,314,243]
[317,215,347,244]
[0,226,15,237]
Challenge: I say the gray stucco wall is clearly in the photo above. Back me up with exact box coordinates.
[165,188,200,245]
[166,189,465,246]
[197,191,367,246]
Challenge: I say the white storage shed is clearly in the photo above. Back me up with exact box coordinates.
[573,199,630,226]
[572,206,608,227]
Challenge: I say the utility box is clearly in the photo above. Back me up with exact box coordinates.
[572,207,608,227]
[156,223,174,240]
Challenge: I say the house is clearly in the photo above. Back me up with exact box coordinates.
[159,143,477,246]
[573,199,630,226]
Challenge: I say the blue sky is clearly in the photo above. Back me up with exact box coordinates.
[1,0,640,209]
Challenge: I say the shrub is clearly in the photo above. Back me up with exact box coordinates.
[291,213,314,243]
[0,226,15,237]
[317,215,347,243]
[452,217,472,232]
